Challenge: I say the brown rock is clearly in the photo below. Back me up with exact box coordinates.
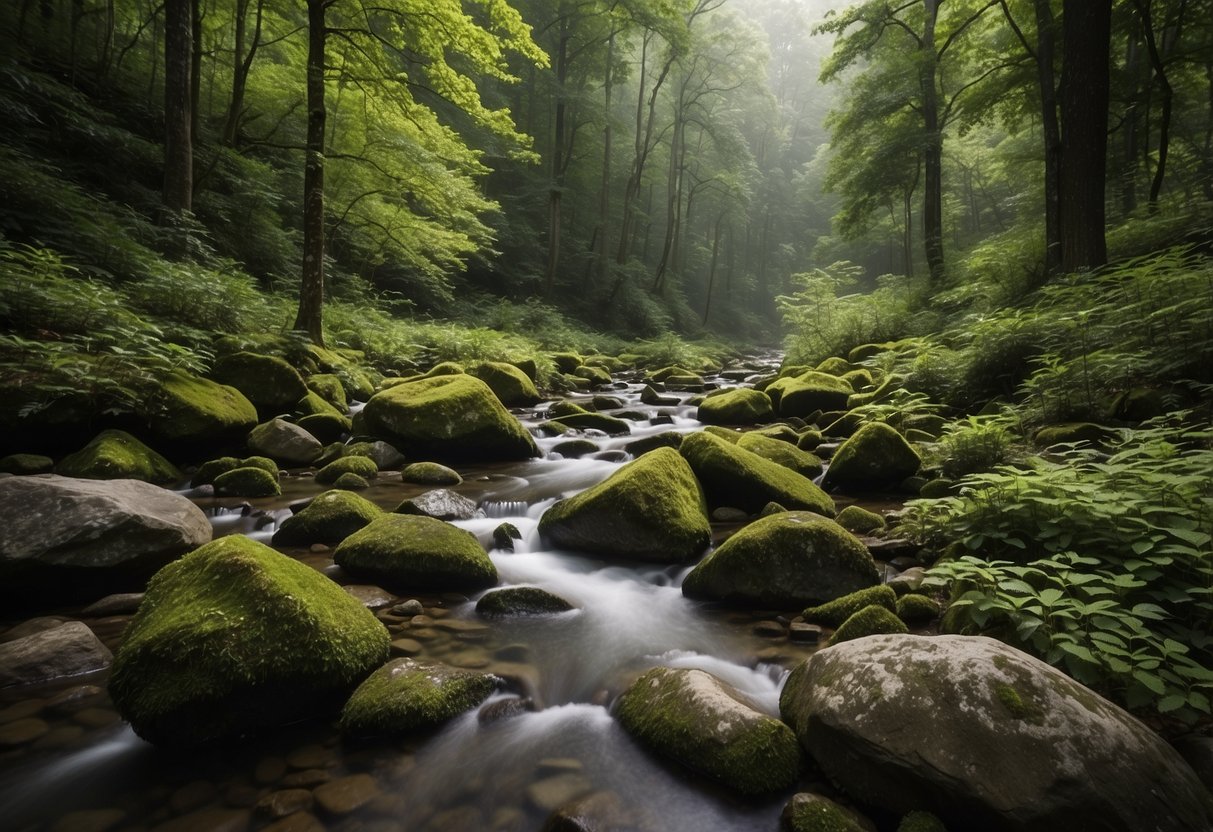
[170,781,217,814]
[0,716,49,746]
[262,813,325,832]
[313,774,379,816]
[255,789,314,819]
[148,808,250,832]
[254,756,288,785]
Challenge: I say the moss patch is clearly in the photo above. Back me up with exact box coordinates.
[57,429,181,485]
[803,584,897,627]
[334,514,497,592]
[896,593,941,625]
[316,455,378,485]
[768,372,853,417]
[144,371,258,445]
[213,466,280,498]
[827,604,908,646]
[0,453,54,475]
[339,658,500,737]
[736,432,823,478]
[109,535,389,747]
[835,505,885,534]
[823,422,921,492]
[468,362,541,407]
[697,389,774,425]
[307,374,348,411]
[993,682,1044,724]
[476,587,574,617]
[782,793,868,832]
[273,489,383,547]
[401,462,462,485]
[211,352,308,418]
[679,431,835,516]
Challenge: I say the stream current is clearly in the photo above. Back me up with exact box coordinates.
[0,354,886,832]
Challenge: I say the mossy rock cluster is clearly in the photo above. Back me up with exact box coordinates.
[143,371,258,447]
[316,455,378,485]
[823,422,921,492]
[307,374,348,411]
[538,448,710,563]
[475,587,575,617]
[273,490,383,547]
[334,514,497,592]
[213,466,280,497]
[192,455,277,487]
[57,429,181,485]
[615,666,800,796]
[211,352,308,418]
[803,584,897,627]
[683,512,879,608]
[679,431,834,516]
[361,375,538,462]
[697,388,774,425]
[828,604,908,645]
[736,432,823,478]
[109,535,389,747]
[401,462,462,485]
[468,361,542,407]
[339,658,500,737]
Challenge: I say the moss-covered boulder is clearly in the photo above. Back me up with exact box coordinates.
[307,374,348,411]
[344,440,405,471]
[401,462,462,485]
[1033,422,1119,447]
[469,362,542,407]
[361,375,538,462]
[679,431,835,516]
[615,666,800,796]
[736,432,823,478]
[779,634,1213,830]
[109,535,389,747]
[211,352,308,418]
[247,418,324,466]
[339,657,501,737]
[896,593,941,625]
[295,390,343,420]
[828,604,908,645]
[803,584,896,627]
[552,438,600,458]
[538,448,709,563]
[835,505,885,534]
[683,512,878,608]
[143,371,258,446]
[334,514,497,592]
[333,472,369,490]
[57,429,181,485]
[543,412,631,436]
[897,811,947,832]
[768,373,854,417]
[625,432,682,456]
[640,385,679,406]
[316,455,378,485]
[823,422,921,492]
[475,587,575,617]
[697,389,774,425]
[191,455,277,487]
[815,357,856,377]
[551,352,584,373]
[781,793,871,832]
[297,412,351,444]
[273,490,383,547]
[0,453,54,475]
[213,466,280,498]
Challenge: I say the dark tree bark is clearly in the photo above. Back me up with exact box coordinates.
[1132,0,1186,213]
[921,0,945,282]
[545,19,570,297]
[1033,0,1062,275]
[1059,0,1111,272]
[162,0,193,214]
[295,0,328,346]
[223,0,263,146]
[190,0,201,143]
[595,31,614,288]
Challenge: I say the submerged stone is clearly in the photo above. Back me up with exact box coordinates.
[476,587,575,617]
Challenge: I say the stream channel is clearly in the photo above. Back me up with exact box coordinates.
[0,354,906,832]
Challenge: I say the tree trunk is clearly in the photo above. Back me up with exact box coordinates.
[1033,0,1062,275]
[223,0,262,146]
[653,98,684,294]
[596,32,614,288]
[1133,0,1183,213]
[162,0,193,214]
[1121,33,1142,216]
[1204,62,1213,201]
[295,0,327,346]
[1059,0,1111,272]
[703,213,724,324]
[921,0,945,283]
[190,0,201,143]
[544,21,570,297]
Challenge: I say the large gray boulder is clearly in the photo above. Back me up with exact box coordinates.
[247,418,323,465]
[0,475,212,603]
[0,621,112,687]
[779,634,1213,831]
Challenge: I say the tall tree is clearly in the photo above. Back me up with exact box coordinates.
[162,0,193,214]
[295,0,329,345]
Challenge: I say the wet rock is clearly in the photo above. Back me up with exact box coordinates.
[255,789,314,820]
[0,453,54,475]
[0,698,45,722]
[803,585,897,627]
[680,431,834,516]
[552,439,600,459]
[335,514,497,592]
[469,362,542,407]
[46,684,105,713]
[396,488,483,521]
[247,418,324,466]
[190,456,278,488]
[0,620,112,687]
[361,375,538,462]
[527,773,594,813]
[697,388,774,425]
[389,638,424,657]
[315,455,377,485]
[401,462,462,485]
[781,792,872,832]
[640,385,678,406]
[254,756,288,785]
[273,489,383,547]
[779,634,1213,831]
[538,447,710,563]
[493,522,522,552]
[214,466,281,498]
[296,413,350,445]
[546,413,632,436]
[0,716,49,746]
[828,604,907,645]
[753,620,786,638]
[261,812,325,832]
[3,616,68,642]
[109,535,389,747]
[615,666,800,795]
[56,429,181,485]
[393,599,425,617]
[478,696,536,725]
[344,585,395,609]
[281,770,331,789]
[711,506,748,522]
[211,352,308,418]
[80,593,144,616]
[822,422,921,492]
[789,623,822,644]
[343,440,406,471]
[683,512,878,608]
[540,790,643,832]
[170,780,217,814]
[339,657,501,737]
[476,587,575,617]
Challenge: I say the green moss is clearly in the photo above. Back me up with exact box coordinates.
[307,374,348,411]
[538,447,709,563]
[361,374,538,462]
[835,505,885,534]
[273,489,383,546]
[295,390,343,420]
[896,593,941,624]
[492,522,521,551]
[109,535,390,747]
[297,412,351,444]
[551,352,584,373]
[815,357,855,377]
[422,361,465,378]
[697,389,774,425]
[804,585,897,627]
[340,658,500,736]
[213,466,280,497]
[736,432,823,478]
[573,365,612,386]
[782,793,868,832]
[57,429,181,484]
[550,400,590,418]
[897,810,947,832]
[684,512,878,608]
[768,372,854,417]
[469,361,541,407]
[625,432,683,456]
[614,666,800,796]
[192,455,277,487]
[546,412,631,435]
[918,477,956,498]
[401,462,462,485]
[679,431,835,516]
[827,603,908,646]
[476,587,574,616]
[316,455,378,485]
[796,429,823,451]
[0,453,54,475]
[144,371,258,445]
[211,352,308,418]
[334,514,497,591]
[823,422,921,492]
[703,425,742,443]
[649,365,698,382]
[840,369,874,391]
[993,682,1044,723]
[334,472,369,490]
[640,385,678,405]
[553,439,599,458]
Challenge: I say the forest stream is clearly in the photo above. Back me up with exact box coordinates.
[0,353,909,832]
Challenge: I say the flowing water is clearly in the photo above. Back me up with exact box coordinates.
[0,354,894,832]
